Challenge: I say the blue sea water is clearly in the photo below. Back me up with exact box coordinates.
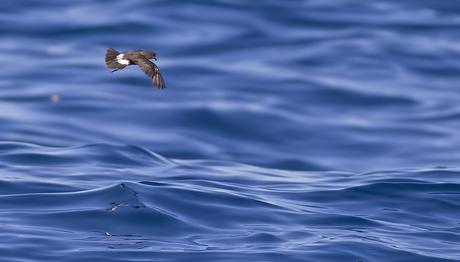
[1,0,460,261]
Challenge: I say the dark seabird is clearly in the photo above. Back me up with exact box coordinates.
[105,48,166,89]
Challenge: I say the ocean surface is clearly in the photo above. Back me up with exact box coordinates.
[1,0,460,261]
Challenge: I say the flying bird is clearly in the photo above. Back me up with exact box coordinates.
[105,48,166,89]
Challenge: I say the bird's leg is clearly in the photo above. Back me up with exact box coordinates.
[111,65,127,72]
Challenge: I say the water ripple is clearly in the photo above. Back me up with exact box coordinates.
[1,0,460,261]
[0,142,458,261]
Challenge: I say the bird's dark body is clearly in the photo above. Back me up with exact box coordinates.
[105,48,166,89]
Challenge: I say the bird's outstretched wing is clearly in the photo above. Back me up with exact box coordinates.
[129,54,166,89]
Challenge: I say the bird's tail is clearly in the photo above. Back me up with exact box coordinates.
[105,48,121,69]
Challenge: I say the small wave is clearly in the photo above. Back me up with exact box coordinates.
[0,143,459,260]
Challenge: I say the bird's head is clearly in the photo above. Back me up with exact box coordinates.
[141,51,157,61]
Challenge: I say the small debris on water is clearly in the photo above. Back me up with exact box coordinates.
[108,202,121,212]
[50,95,60,103]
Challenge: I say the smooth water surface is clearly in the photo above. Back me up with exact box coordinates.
[1,1,460,261]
